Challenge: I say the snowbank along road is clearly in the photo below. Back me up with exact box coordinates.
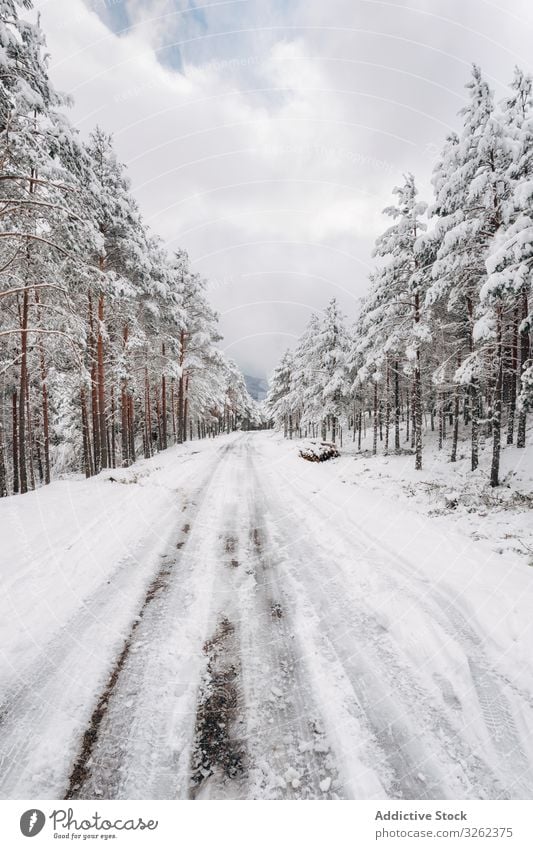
[0,433,532,799]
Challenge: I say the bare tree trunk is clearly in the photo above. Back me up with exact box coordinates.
[372,382,378,455]
[121,387,129,467]
[507,306,519,445]
[97,293,108,469]
[12,389,19,494]
[110,387,116,468]
[120,325,130,467]
[35,289,50,484]
[385,360,390,453]
[0,422,7,497]
[450,355,461,463]
[467,296,479,471]
[128,395,136,462]
[81,387,92,479]
[144,366,152,459]
[394,362,400,451]
[177,330,185,443]
[490,308,503,488]
[183,375,189,442]
[25,375,35,490]
[438,393,443,450]
[517,287,530,448]
[161,343,167,450]
[18,287,30,494]
[155,390,163,450]
[414,353,423,470]
[171,379,176,444]
[88,293,100,472]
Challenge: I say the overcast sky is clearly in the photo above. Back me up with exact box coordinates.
[34,0,533,378]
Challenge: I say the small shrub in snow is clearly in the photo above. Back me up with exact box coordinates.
[299,441,340,462]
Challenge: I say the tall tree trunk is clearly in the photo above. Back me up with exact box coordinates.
[467,295,479,470]
[88,292,100,472]
[18,286,29,494]
[177,330,185,443]
[414,355,422,470]
[471,380,480,471]
[506,311,518,445]
[110,388,116,468]
[144,366,152,459]
[385,360,390,453]
[490,308,503,488]
[0,422,7,497]
[372,382,378,455]
[155,390,163,450]
[161,343,167,450]
[12,390,19,494]
[128,395,136,462]
[171,380,176,444]
[120,324,130,467]
[450,355,461,463]
[97,293,108,469]
[183,375,189,442]
[35,289,50,484]
[438,392,443,450]
[25,376,35,491]
[517,287,530,448]
[81,387,92,479]
[121,387,129,467]
[394,362,400,451]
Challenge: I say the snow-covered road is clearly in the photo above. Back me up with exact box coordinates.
[1,433,532,799]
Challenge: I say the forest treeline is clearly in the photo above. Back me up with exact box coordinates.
[267,66,533,487]
[0,0,255,497]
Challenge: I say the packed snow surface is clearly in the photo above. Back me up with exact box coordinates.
[0,432,532,799]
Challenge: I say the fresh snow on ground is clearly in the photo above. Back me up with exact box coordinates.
[0,431,532,799]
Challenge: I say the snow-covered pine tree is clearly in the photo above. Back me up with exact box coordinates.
[266,349,295,437]
[428,66,510,479]
[485,67,533,455]
[369,174,429,469]
[313,298,350,444]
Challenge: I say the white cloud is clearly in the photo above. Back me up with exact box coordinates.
[35,0,533,375]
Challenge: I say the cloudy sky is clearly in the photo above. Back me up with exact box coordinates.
[34,0,533,378]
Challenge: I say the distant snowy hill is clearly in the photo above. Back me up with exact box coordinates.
[244,374,268,401]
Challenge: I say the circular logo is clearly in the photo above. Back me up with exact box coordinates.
[20,810,46,837]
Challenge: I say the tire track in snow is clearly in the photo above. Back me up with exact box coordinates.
[66,442,239,800]
[233,444,341,799]
[188,617,247,798]
[249,438,517,798]
[0,441,233,799]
